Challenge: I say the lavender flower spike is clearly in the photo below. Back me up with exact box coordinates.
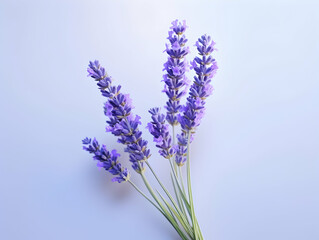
[82,138,130,183]
[87,60,151,173]
[163,20,190,126]
[147,108,174,159]
[179,35,218,132]
[176,35,218,165]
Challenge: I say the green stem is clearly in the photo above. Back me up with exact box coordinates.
[172,125,178,175]
[179,166,187,196]
[146,161,193,236]
[171,125,189,217]
[168,125,182,211]
[169,158,191,215]
[164,125,187,220]
[128,180,163,214]
[139,163,188,240]
[156,190,194,239]
[186,133,199,239]
[176,166,188,219]
[170,173,185,215]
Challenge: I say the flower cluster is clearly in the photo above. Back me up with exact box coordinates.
[163,20,190,126]
[87,61,151,173]
[82,137,130,183]
[147,108,174,159]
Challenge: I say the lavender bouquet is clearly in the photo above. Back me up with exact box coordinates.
[82,20,218,240]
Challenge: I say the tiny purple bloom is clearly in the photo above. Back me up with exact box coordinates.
[82,137,91,145]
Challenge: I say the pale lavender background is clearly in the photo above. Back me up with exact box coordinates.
[0,0,318,239]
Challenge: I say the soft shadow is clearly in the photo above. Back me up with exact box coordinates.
[86,163,131,202]
[82,134,182,239]
[85,162,181,239]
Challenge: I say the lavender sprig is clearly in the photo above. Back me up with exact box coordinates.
[176,35,218,165]
[87,61,151,173]
[163,20,190,126]
[179,35,217,131]
[82,137,130,183]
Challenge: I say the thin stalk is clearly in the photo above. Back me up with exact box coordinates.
[178,166,187,196]
[169,161,189,219]
[169,159,191,214]
[170,124,189,218]
[167,124,181,208]
[146,161,180,209]
[167,153,180,202]
[167,152,185,213]
[186,133,199,239]
[170,173,185,215]
[128,180,163,214]
[196,221,203,240]
[169,160,196,237]
[172,173,183,207]
[139,163,188,240]
[177,165,189,220]
[172,124,187,202]
[172,125,178,175]
[129,179,194,237]
[172,171,202,240]
[156,190,194,239]
[146,161,193,233]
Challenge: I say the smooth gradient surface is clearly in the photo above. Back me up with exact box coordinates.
[1,0,318,239]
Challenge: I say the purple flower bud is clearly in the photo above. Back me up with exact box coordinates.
[87,60,108,81]
[170,19,188,35]
[82,137,99,153]
[82,137,91,145]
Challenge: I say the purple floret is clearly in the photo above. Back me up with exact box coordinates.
[170,19,187,35]
[82,137,91,145]
[87,60,107,81]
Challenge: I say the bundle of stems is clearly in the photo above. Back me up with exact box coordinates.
[129,129,202,240]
